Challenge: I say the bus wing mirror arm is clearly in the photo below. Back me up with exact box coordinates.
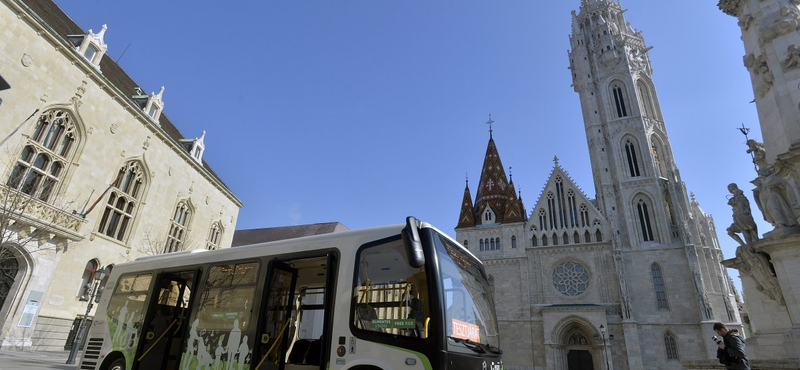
[402,216,425,268]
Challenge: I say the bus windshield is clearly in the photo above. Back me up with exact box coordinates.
[434,232,500,348]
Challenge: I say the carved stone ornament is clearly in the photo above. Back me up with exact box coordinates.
[754,54,775,98]
[725,245,785,305]
[21,53,33,67]
[784,44,800,69]
[143,136,150,150]
[758,4,800,47]
[110,123,118,134]
[743,53,755,69]
[738,13,754,31]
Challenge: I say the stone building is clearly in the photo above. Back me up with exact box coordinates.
[0,0,242,351]
[456,1,742,369]
[716,0,800,366]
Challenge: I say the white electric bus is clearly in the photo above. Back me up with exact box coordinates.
[78,217,503,370]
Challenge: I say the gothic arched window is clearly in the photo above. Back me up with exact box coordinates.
[511,236,517,248]
[664,331,679,360]
[7,109,79,202]
[625,139,642,177]
[612,83,629,118]
[495,238,501,250]
[480,239,484,251]
[207,222,224,250]
[97,161,145,243]
[165,200,193,253]
[539,209,548,231]
[531,235,538,247]
[637,198,655,242]
[584,230,592,243]
[78,259,99,300]
[637,80,657,119]
[651,263,669,309]
[574,231,580,244]
[580,204,589,227]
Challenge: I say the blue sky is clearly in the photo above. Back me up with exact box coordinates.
[54,0,764,289]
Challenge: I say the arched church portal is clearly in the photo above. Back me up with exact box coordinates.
[554,319,605,370]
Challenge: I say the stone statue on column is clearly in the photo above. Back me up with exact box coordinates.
[753,166,800,237]
[726,183,759,245]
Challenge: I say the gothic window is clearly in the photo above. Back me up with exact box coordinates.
[567,190,578,228]
[97,162,145,243]
[612,83,629,118]
[651,135,669,179]
[585,230,592,243]
[539,209,548,231]
[555,178,568,228]
[552,233,559,246]
[563,232,569,244]
[463,240,468,249]
[547,193,557,230]
[165,200,193,253]
[511,236,517,248]
[206,222,223,250]
[542,235,548,246]
[495,238,501,250]
[625,139,642,177]
[664,191,676,226]
[651,263,669,309]
[637,80,657,119]
[637,198,655,242]
[531,235,538,247]
[580,204,589,227]
[7,109,79,202]
[480,239,484,251]
[573,231,580,244]
[78,259,99,300]
[596,230,603,242]
[664,331,679,360]
[553,261,589,296]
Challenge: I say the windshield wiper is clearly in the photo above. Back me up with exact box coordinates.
[447,336,485,353]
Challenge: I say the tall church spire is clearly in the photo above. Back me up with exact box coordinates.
[470,129,524,227]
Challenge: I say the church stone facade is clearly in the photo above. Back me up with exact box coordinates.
[0,0,242,351]
[456,1,743,369]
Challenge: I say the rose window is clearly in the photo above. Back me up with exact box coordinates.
[553,261,589,296]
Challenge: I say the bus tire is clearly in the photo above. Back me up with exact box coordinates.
[107,357,126,370]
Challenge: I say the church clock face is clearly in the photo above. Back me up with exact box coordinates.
[552,261,590,297]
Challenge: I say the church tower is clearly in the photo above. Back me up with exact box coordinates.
[568,0,740,361]
[456,2,743,368]
[568,0,690,249]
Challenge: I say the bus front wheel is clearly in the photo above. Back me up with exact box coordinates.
[107,357,126,370]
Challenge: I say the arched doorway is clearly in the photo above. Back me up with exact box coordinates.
[0,248,21,313]
[566,331,594,370]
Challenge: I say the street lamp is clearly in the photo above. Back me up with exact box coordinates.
[66,266,110,365]
[599,324,610,370]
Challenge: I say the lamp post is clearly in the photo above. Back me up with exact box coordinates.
[599,324,610,370]
[66,266,109,365]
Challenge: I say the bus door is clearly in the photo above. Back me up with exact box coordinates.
[254,261,297,370]
[134,270,199,370]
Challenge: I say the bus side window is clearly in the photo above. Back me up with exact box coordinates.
[352,240,429,338]
[108,273,152,346]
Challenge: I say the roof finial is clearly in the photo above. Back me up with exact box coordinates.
[509,166,513,182]
[466,173,469,186]
[554,155,559,166]
[486,114,494,138]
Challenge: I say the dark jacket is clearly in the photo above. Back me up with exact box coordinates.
[716,329,749,370]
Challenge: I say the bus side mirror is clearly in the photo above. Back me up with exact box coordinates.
[402,216,425,268]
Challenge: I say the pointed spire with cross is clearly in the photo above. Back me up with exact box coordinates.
[486,114,495,138]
